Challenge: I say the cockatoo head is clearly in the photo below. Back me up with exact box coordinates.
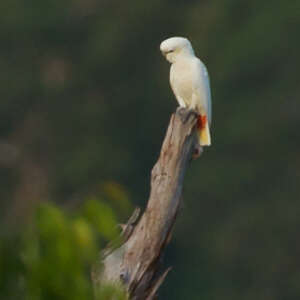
[160,37,194,63]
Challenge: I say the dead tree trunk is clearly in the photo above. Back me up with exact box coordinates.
[92,107,202,299]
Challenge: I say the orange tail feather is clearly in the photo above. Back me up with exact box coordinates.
[197,115,211,146]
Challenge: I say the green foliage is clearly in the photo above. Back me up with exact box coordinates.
[95,284,128,300]
[83,197,119,241]
[0,198,125,300]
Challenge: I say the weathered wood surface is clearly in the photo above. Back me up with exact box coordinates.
[92,107,202,299]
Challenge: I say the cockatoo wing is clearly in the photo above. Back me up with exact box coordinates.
[191,58,212,146]
[192,59,212,125]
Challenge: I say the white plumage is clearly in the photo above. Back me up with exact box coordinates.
[160,37,212,146]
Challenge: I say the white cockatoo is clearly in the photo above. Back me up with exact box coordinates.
[160,37,212,146]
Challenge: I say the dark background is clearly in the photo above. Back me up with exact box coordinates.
[1,0,300,299]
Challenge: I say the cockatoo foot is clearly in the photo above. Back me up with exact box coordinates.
[184,109,198,124]
[177,106,187,116]
[177,107,198,124]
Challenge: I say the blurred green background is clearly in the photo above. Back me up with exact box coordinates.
[1,0,300,299]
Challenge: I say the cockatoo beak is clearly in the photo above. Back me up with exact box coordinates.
[160,50,167,57]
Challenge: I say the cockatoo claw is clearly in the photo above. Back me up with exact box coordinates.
[177,107,198,124]
[177,106,187,116]
[183,109,198,124]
